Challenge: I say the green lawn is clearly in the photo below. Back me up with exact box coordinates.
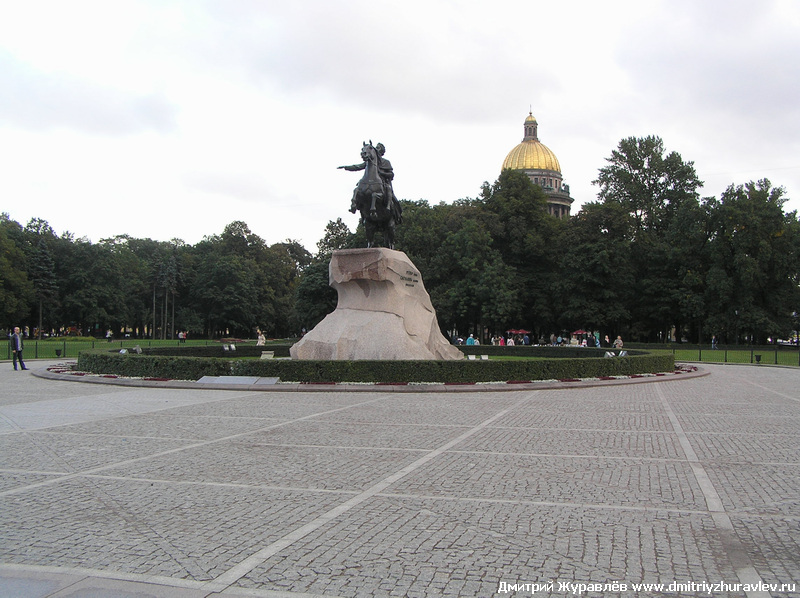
[4,337,292,360]
[650,347,800,367]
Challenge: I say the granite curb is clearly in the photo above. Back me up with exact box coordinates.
[31,361,708,392]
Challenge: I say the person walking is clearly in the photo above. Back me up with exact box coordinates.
[10,326,28,370]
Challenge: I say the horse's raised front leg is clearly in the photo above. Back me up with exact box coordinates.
[369,192,381,219]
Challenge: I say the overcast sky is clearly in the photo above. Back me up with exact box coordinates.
[2,0,799,252]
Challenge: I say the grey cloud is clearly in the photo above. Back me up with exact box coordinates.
[615,1,800,137]
[196,2,558,124]
[184,171,277,203]
[0,51,177,135]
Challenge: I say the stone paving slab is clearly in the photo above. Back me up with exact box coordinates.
[703,462,800,516]
[1,361,799,597]
[161,393,377,420]
[454,427,685,459]
[239,497,737,597]
[488,410,677,431]
[52,414,286,442]
[241,420,473,451]
[0,432,196,472]
[99,442,430,491]
[2,478,348,581]
[386,452,707,510]
[686,433,800,464]
[676,414,800,435]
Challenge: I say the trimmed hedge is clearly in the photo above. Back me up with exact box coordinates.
[77,351,233,380]
[77,347,674,383]
[141,344,292,358]
[232,353,673,383]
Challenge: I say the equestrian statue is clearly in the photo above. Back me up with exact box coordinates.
[339,141,402,249]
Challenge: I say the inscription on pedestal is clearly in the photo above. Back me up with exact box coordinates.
[400,270,420,287]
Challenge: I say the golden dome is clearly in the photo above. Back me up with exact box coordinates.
[502,112,561,173]
[502,140,561,173]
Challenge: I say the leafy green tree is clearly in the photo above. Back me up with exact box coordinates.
[183,222,311,338]
[59,239,134,336]
[28,236,58,337]
[395,199,481,273]
[316,218,354,259]
[479,169,551,269]
[292,260,337,332]
[262,240,312,337]
[113,236,180,338]
[190,249,262,337]
[593,136,703,341]
[0,214,34,327]
[663,195,711,342]
[293,219,353,332]
[704,180,800,343]
[477,169,561,335]
[218,220,263,257]
[552,201,634,334]
[594,136,702,236]
[427,219,520,340]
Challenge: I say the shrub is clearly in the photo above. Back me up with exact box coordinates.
[77,351,233,380]
[142,344,291,358]
[232,353,673,383]
[77,347,674,383]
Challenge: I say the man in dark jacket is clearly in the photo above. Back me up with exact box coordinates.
[10,326,28,370]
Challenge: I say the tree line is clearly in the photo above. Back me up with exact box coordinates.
[3,136,799,344]
[1,219,311,339]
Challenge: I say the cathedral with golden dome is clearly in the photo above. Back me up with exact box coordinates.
[502,112,573,218]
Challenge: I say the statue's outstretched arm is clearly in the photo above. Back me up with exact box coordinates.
[338,163,366,172]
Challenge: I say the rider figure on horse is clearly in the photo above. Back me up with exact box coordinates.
[340,142,402,224]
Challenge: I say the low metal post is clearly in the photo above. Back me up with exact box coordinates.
[35,340,39,359]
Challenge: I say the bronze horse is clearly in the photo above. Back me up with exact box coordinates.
[349,142,398,249]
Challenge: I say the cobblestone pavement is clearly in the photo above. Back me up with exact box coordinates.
[1,361,798,597]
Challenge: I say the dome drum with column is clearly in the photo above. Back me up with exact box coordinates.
[502,112,574,218]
